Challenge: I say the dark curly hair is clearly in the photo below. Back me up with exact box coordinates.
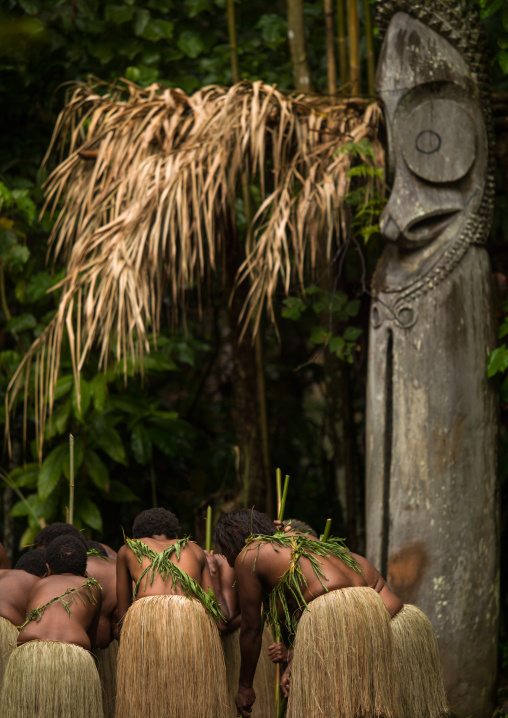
[214,509,275,559]
[132,508,180,539]
[46,535,87,576]
[86,540,108,557]
[34,522,87,550]
[283,518,318,538]
[15,550,48,577]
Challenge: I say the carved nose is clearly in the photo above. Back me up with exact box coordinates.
[380,210,402,242]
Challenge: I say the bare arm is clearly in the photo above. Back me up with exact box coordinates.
[200,549,231,622]
[234,550,264,718]
[379,583,403,618]
[218,556,238,624]
[352,552,403,618]
[115,546,133,631]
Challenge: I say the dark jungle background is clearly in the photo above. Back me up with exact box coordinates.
[1,0,508,698]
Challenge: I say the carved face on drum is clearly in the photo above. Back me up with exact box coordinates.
[376,12,488,256]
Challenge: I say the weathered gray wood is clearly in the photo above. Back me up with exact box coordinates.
[367,8,499,718]
[401,99,476,183]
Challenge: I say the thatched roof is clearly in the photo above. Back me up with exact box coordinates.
[6,79,384,454]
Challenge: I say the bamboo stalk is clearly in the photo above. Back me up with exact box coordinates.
[205,505,212,552]
[274,468,288,715]
[277,696,288,718]
[69,434,75,525]
[347,0,361,95]
[337,0,349,89]
[278,475,290,522]
[321,518,332,542]
[363,0,376,96]
[275,659,281,716]
[286,0,313,92]
[324,0,337,95]
[276,468,282,518]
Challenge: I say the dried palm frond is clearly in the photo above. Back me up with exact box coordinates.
[391,604,449,718]
[0,639,104,718]
[5,79,383,456]
[115,594,228,718]
[287,587,398,718]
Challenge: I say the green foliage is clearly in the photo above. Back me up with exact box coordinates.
[5,332,219,544]
[282,288,362,363]
[472,0,508,78]
[281,138,383,365]
[1,0,294,180]
[337,139,386,244]
[0,160,234,547]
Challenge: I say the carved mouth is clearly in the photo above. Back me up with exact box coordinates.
[403,210,461,245]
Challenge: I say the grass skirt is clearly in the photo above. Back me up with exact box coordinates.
[391,604,449,717]
[221,625,276,718]
[287,587,398,718]
[0,616,18,690]
[97,639,118,718]
[115,595,228,718]
[0,639,103,718]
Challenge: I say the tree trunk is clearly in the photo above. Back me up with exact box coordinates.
[225,228,267,512]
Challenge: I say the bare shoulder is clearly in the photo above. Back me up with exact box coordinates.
[235,542,264,575]
[116,545,130,561]
[90,580,103,603]
[87,556,115,578]
[217,555,235,581]
[26,575,50,598]
[187,540,206,562]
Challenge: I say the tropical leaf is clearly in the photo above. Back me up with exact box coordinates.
[78,496,103,531]
[106,481,139,502]
[84,449,110,491]
[38,444,68,499]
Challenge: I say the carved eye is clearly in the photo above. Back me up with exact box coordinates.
[400,99,476,183]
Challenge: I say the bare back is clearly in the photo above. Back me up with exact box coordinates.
[237,537,368,619]
[18,574,102,650]
[0,570,40,626]
[86,556,117,648]
[116,536,217,625]
[131,537,208,596]
[233,535,369,706]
